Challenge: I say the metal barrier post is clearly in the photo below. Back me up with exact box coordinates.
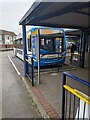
[79,31,86,68]
[62,73,66,120]
[81,31,86,68]
[31,57,34,86]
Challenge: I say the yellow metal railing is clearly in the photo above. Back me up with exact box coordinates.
[64,85,90,105]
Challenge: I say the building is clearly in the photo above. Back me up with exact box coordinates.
[14,33,23,49]
[0,29,17,48]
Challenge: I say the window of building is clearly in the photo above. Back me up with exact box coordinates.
[5,35,12,44]
[0,35,2,44]
[0,35,2,40]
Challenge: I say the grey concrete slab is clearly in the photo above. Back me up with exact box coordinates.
[35,68,88,116]
[2,51,41,118]
[8,51,89,118]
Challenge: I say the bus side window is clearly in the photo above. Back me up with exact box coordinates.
[46,39,53,52]
[40,38,45,49]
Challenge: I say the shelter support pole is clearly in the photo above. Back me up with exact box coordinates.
[79,31,86,68]
[22,25,28,76]
[38,30,40,84]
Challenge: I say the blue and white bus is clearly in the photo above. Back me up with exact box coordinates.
[28,27,66,67]
[14,27,66,67]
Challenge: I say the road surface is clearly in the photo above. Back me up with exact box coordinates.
[1,51,41,118]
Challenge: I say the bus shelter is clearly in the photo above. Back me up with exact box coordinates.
[19,1,89,81]
[19,2,90,119]
[19,1,89,74]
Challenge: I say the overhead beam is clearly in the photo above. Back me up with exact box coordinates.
[26,21,87,30]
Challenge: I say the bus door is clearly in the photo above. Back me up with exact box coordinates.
[55,36,64,54]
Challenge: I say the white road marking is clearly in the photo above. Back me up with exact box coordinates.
[8,55,21,76]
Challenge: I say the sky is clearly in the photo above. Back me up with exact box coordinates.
[0,1,35,35]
